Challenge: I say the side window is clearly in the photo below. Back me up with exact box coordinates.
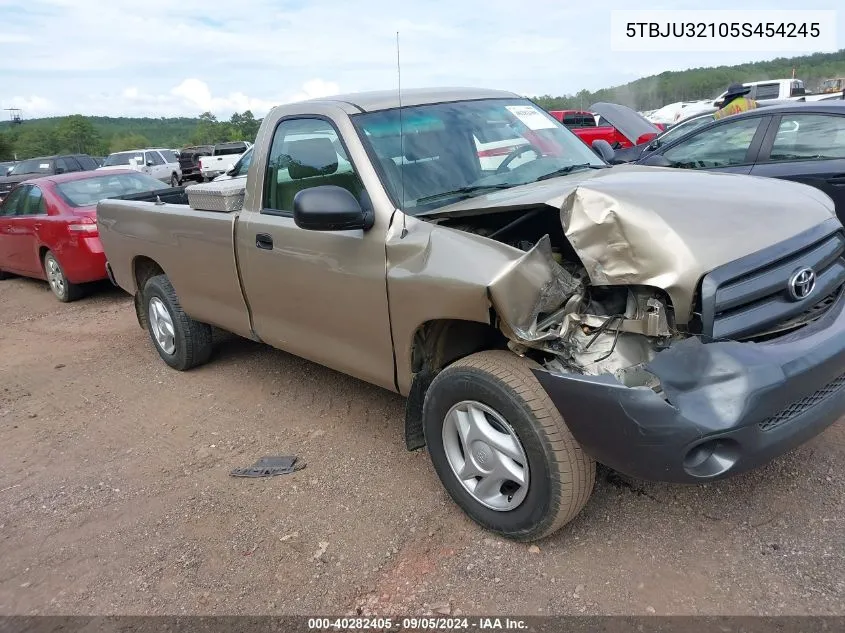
[663,117,762,168]
[64,157,82,172]
[19,186,47,216]
[753,83,780,100]
[146,151,165,166]
[232,147,254,177]
[77,156,96,170]
[768,114,845,162]
[0,186,28,216]
[263,118,364,214]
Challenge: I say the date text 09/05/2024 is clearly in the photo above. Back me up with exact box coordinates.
[307,617,529,630]
[625,22,821,38]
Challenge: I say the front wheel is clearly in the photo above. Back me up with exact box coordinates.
[170,174,180,187]
[44,251,83,302]
[143,274,212,370]
[423,350,595,541]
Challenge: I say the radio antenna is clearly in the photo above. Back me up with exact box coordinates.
[396,30,408,239]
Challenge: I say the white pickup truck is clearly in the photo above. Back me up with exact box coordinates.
[199,141,253,180]
[674,79,825,122]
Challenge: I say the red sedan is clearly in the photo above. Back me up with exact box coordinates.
[0,169,177,301]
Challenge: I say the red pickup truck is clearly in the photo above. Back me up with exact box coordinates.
[549,109,662,149]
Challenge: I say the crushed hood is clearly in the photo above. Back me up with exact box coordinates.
[423,165,839,322]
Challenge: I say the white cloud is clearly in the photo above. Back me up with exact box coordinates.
[0,0,842,119]
[288,79,342,103]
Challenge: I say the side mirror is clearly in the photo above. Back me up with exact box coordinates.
[225,165,236,176]
[293,186,374,232]
[591,139,616,163]
[146,161,154,167]
[55,167,66,174]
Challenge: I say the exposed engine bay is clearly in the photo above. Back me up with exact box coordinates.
[436,206,680,390]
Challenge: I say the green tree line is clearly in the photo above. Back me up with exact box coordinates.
[3,49,844,160]
[531,49,845,111]
[0,111,262,161]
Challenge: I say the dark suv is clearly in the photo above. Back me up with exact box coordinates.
[0,154,98,201]
[177,145,213,182]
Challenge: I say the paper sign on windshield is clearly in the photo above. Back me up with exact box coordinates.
[506,105,556,130]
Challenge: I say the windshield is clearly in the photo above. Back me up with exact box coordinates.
[352,98,605,213]
[56,172,168,207]
[230,146,253,177]
[11,159,54,175]
[103,151,144,167]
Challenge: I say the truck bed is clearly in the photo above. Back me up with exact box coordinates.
[97,198,253,338]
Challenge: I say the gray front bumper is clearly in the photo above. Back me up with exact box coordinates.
[533,289,845,483]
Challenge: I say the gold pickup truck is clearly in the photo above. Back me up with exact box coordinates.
[97,88,845,541]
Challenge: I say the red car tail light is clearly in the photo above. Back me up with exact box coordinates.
[68,218,99,235]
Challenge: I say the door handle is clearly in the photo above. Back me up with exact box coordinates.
[255,233,273,250]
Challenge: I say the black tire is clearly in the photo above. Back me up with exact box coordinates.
[43,251,83,302]
[170,174,179,187]
[0,269,13,280]
[423,350,595,541]
[143,274,212,370]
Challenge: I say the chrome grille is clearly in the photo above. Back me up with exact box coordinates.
[758,373,845,432]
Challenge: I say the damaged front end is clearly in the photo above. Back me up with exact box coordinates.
[488,234,673,392]
[483,233,845,483]
[415,171,845,482]
[478,228,845,483]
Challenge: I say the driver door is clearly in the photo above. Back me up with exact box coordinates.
[236,117,395,390]
[642,115,772,175]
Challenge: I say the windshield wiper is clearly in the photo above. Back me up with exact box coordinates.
[415,184,513,204]
[535,163,607,182]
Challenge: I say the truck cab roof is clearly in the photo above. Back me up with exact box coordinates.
[302,87,519,113]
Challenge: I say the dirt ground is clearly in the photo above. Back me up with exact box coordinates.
[0,276,843,616]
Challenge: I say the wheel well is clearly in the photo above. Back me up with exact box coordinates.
[38,246,49,268]
[132,256,165,329]
[404,318,505,451]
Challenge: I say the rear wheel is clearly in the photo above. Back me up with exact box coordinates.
[44,251,83,302]
[143,274,212,370]
[423,350,595,541]
[170,174,179,187]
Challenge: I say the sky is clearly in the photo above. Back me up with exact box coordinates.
[0,0,842,120]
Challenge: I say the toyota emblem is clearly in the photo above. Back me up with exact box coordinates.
[788,267,816,301]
